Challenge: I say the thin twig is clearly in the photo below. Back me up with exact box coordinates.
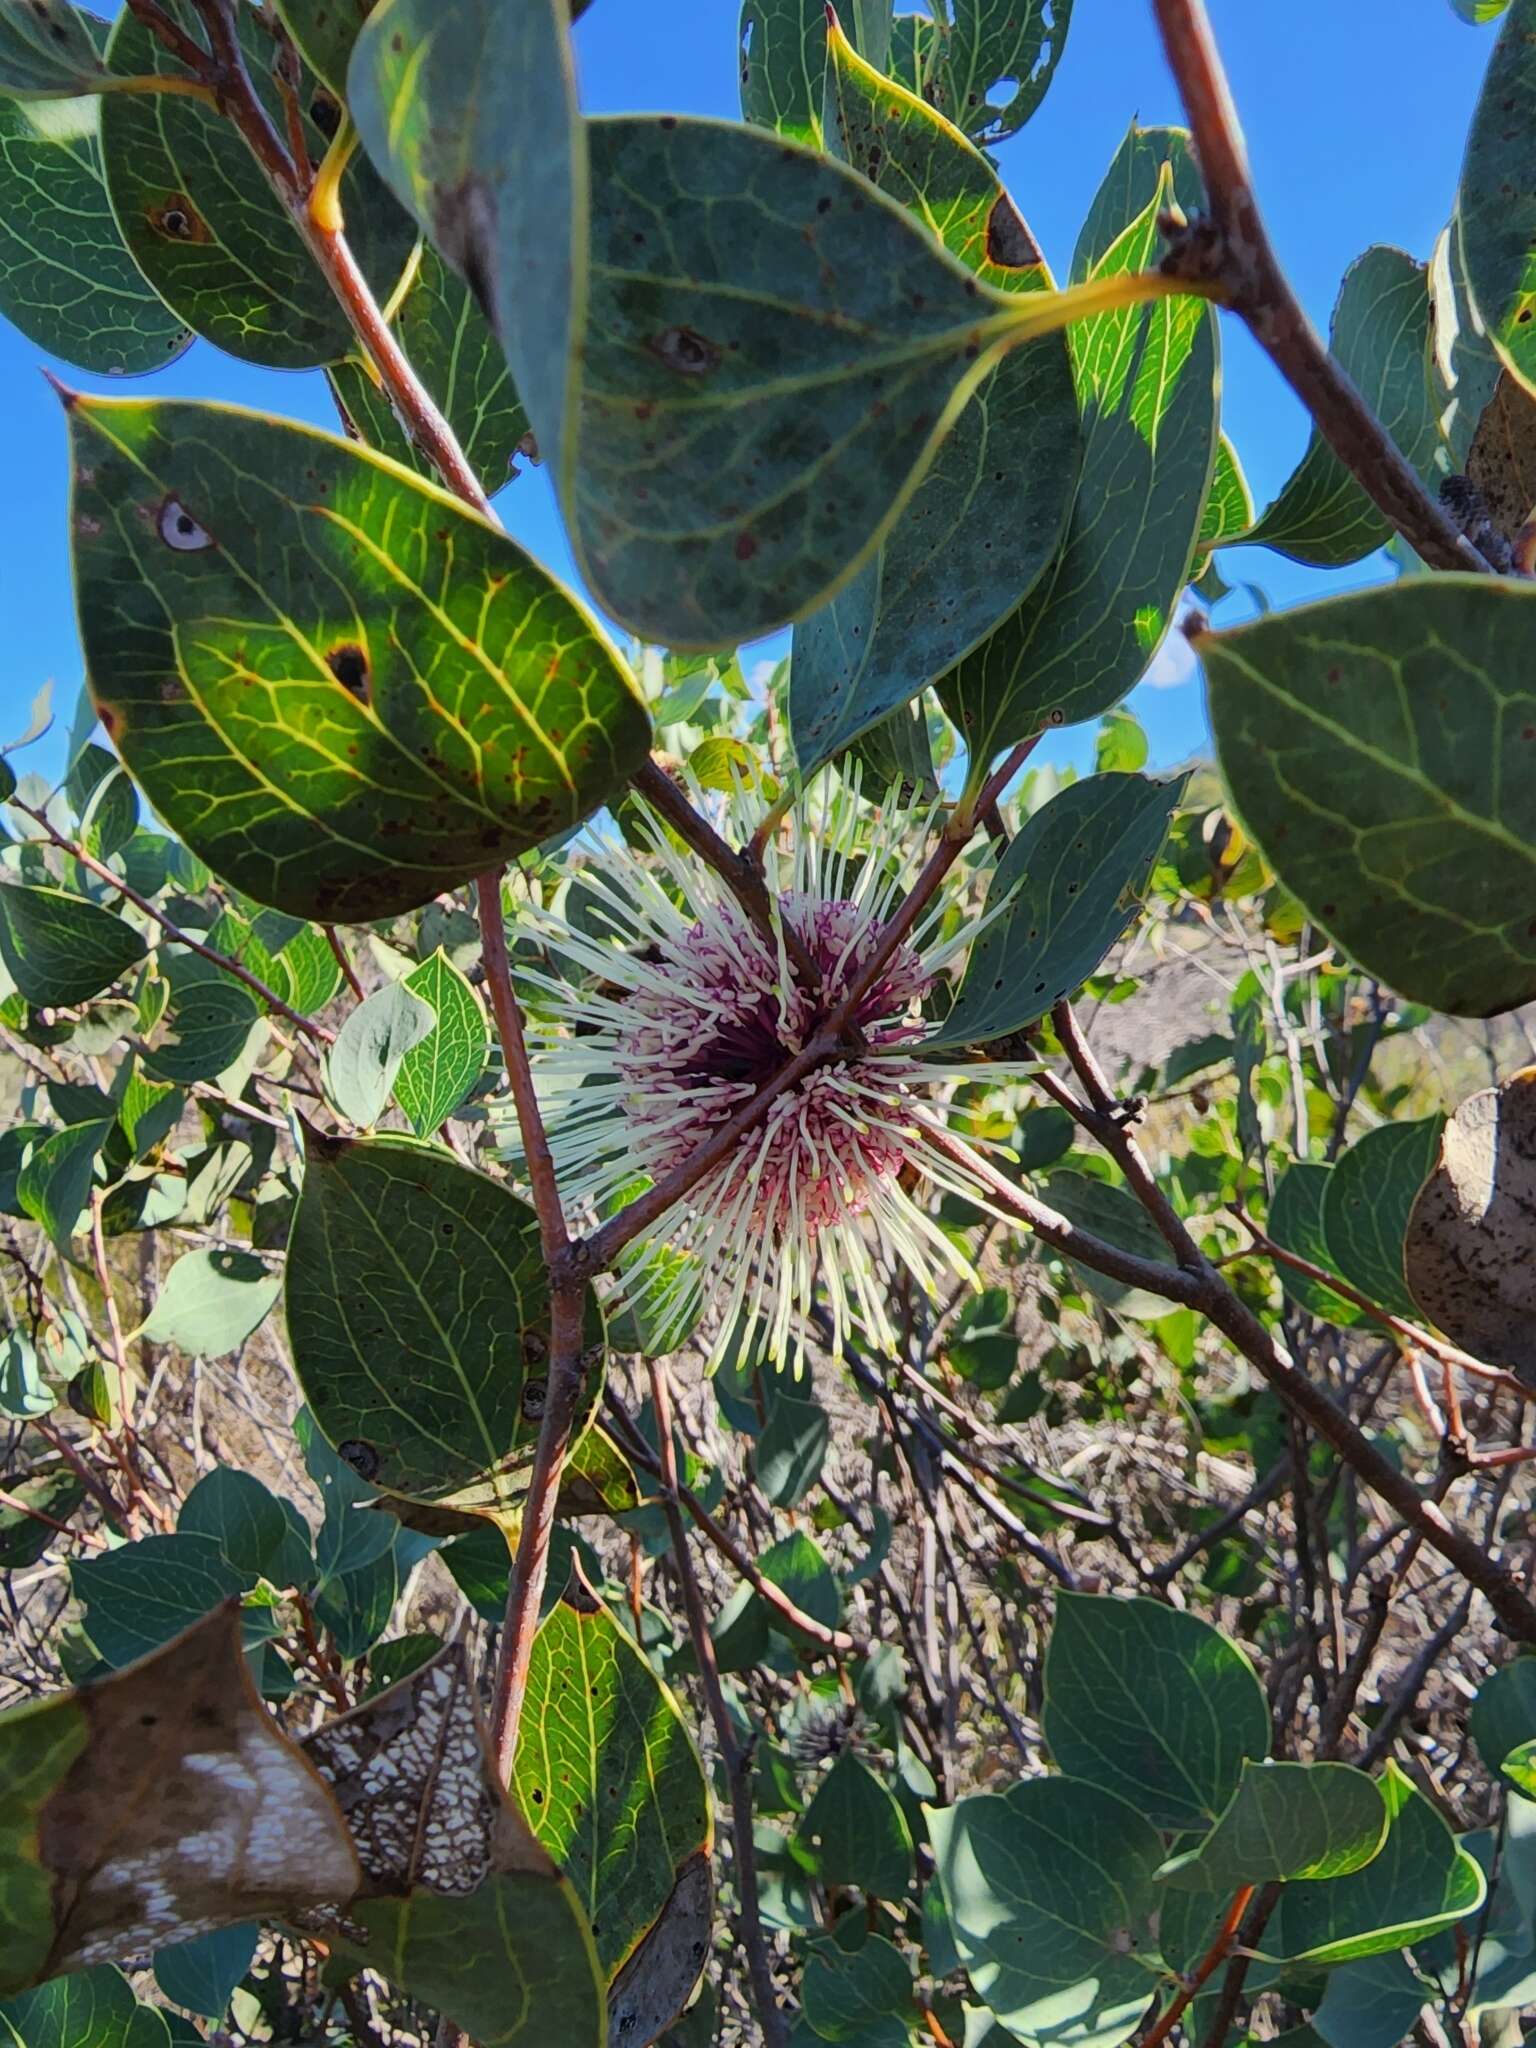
[1150,0,1488,574]
[648,1358,787,2048]
[634,758,821,989]
[603,1392,870,1655]
[8,794,333,1044]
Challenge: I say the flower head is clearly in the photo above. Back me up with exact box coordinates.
[522,772,1011,1368]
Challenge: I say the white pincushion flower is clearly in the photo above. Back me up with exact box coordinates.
[520,771,1016,1368]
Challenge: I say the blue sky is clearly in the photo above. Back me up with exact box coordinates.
[0,0,1498,781]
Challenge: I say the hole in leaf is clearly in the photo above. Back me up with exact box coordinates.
[157,498,215,552]
[325,642,371,702]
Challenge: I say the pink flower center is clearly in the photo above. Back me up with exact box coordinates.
[616,894,930,1235]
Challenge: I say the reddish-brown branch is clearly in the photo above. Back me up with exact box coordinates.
[1139,1884,1254,2048]
[916,1116,1536,1643]
[475,873,567,1261]
[1234,1206,1534,1398]
[486,1275,589,1776]
[633,757,821,988]
[603,1392,871,1654]
[1150,0,1487,574]
[324,926,365,1003]
[647,1358,787,2048]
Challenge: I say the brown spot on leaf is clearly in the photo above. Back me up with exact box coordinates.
[734,531,758,560]
[986,192,1041,269]
[149,195,210,244]
[651,326,721,376]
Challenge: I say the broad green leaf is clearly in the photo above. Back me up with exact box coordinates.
[850,696,939,801]
[1505,1737,1536,1796]
[1322,1116,1442,1320]
[329,244,530,499]
[0,1606,361,1996]
[1241,249,1439,567]
[0,0,106,100]
[1264,1765,1484,1965]
[0,884,144,1005]
[1419,1807,1536,2015]
[738,0,832,140]
[787,20,1077,775]
[1431,216,1504,472]
[0,88,190,373]
[0,1974,168,2048]
[754,1387,829,1508]
[795,1749,915,1900]
[393,949,488,1134]
[1267,1164,1364,1326]
[1470,1658,1536,1775]
[1460,0,1536,398]
[142,958,264,1086]
[569,113,1090,647]
[513,1570,710,1980]
[605,1855,714,2048]
[1197,435,1252,553]
[17,1119,108,1250]
[285,1133,603,1512]
[1041,1171,1179,1319]
[1314,1952,1433,2048]
[325,982,434,1128]
[0,1463,83,1568]
[1042,1593,1270,1832]
[928,1778,1163,2048]
[941,128,1217,765]
[1204,577,1536,1016]
[152,1924,258,2021]
[801,1934,915,2044]
[272,0,374,96]
[1094,709,1149,775]
[100,3,412,369]
[1405,1073,1536,1373]
[1159,1762,1388,1892]
[250,912,342,1015]
[296,1406,395,1582]
[352,0,1125,648]
[138,1249,281,1358]
[71,1533,244,1667]
[930,773,1185,1047]
[335,1876,606,2047]
[0,1332,54,1420]
[348,0,580,499]
[70,394,651,921]
[898,0,1075,146]
[1454,0,1512,16]
[178,1468,306,1587]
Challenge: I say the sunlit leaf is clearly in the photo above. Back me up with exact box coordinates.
[70,394,651,921]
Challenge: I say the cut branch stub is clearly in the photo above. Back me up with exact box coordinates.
[1405,1068,1536,1378]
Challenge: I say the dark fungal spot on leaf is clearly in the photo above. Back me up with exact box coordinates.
[337,1437,382,1481]
[309,90,342,140]
[651,326,721,377]
[325,642,371,703]
[149,195,210,243]
[522,1380,548,1421]
[986,193,1041,269]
